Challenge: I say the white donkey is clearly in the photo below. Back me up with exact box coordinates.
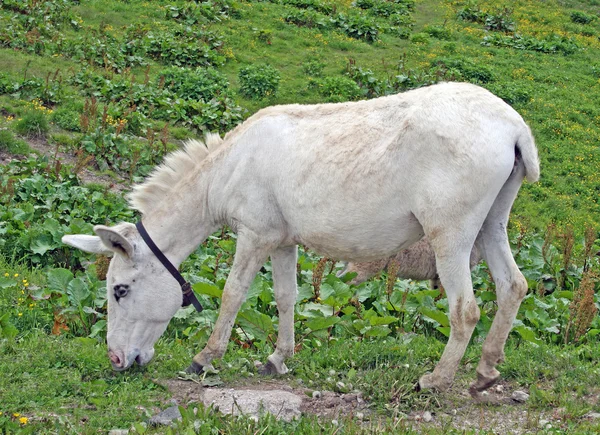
[63,82,539,395]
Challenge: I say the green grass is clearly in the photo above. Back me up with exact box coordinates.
[2,328,600,433]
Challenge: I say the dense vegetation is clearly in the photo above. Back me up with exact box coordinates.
[1,0,600,433]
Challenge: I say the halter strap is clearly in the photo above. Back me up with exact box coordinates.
[135,221,203,312]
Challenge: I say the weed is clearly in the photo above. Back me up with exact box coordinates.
[302,59,326,77]
[317,75,362,101]
[0,129,30,154]
[13,110,49,137]
[570,10,597,25]
[239,64,281,100]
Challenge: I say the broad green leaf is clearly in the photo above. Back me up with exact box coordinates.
[68,278,91,307]
[514,325,542,345]
[47,268,74,294]
[89,320,107,338]
[365,325,391,338]
[296,283,314,303]
[297,302,334,317]
[369,315,398,326]
[479,291,497,302]
[555,291,573,300]
[305,316,340,331]
[31,234,56,255]
[437,326,451,337]
[237,308,274,342]
[193,281,223,298]
[0,277,16,289]
[419,307,449,327]
[0,313,18,340]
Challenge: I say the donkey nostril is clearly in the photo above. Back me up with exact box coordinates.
[108,351,121,366]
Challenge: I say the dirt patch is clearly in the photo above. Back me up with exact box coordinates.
[156,378,369,423]
[153,377,569,433]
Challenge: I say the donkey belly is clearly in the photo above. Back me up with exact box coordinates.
[292,209,424,262]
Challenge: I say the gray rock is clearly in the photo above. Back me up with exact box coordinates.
[108,430,129,435]
[423,411,433,422]
[584,412,600,420]
[511,390,529,403]
[312,390,322,399]
[148,405,182,426]
[203,388,302,422]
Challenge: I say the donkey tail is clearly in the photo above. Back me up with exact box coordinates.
[515,126,540,183]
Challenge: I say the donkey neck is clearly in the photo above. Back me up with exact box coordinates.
[138,169,219,267]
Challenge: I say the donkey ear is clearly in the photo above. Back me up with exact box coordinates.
[93,224,136,259]
[61,234,114,256]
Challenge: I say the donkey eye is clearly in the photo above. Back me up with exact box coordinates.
[113,284,130,302]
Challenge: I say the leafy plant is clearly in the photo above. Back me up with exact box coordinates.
[284,8,330,28]
[570,10,597,25]
[316,76,362,102]
[239,64,281,100]
[332,13,380,42]
[457,3,515,33]
[0,130,30,155]
[482,33,581,55]
[13,110,50,137]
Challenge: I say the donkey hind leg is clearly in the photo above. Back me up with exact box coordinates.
[470,164,528,395]
[418,241,480,391]
[258,245,298,375]
[187,232,271,374]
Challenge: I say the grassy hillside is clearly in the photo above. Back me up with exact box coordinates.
[1,0,600,230]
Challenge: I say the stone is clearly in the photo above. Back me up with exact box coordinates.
[108,430,129,435]
[422,411,433,422]
[148,405,182,426]
[312,390,322,399]
[202,388,302,422]
[511,390,529,403]
[584,412,600,420]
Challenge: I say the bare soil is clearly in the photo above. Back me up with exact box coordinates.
[153,376,561,434]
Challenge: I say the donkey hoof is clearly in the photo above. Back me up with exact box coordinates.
[185,361,204,374]
[418,372,452,392]
[257,360,288,375]
[469,372,500,397]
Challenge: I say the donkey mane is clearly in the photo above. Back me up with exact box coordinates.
[128,133,224,215]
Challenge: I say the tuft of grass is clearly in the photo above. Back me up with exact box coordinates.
[0,129,30,155]
[13,111,50,138]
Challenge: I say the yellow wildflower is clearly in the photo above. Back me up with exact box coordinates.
[18,313,23,317]
[13,413,20,417]
[14,274,19,278]
[3,273,8,277]
[19,416,28,424]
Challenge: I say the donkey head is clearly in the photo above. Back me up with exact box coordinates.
[62,223,183,371]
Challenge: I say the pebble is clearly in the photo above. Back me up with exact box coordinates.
[511,390,529,403]
[584,412,600,420]
[495,384,504,393]
[356,412,364,420]
[422,411,433,422]
[148,405,182,426]
[312,390,322,399]
[108,430,129,435]
[539,419,551,429]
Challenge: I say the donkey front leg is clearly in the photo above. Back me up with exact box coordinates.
[259,245,298,375]
[419,249,480,391]
[187,233,270,374]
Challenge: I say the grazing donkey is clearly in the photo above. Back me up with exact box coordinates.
[62,82,539,395]
[338,237,482,289]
